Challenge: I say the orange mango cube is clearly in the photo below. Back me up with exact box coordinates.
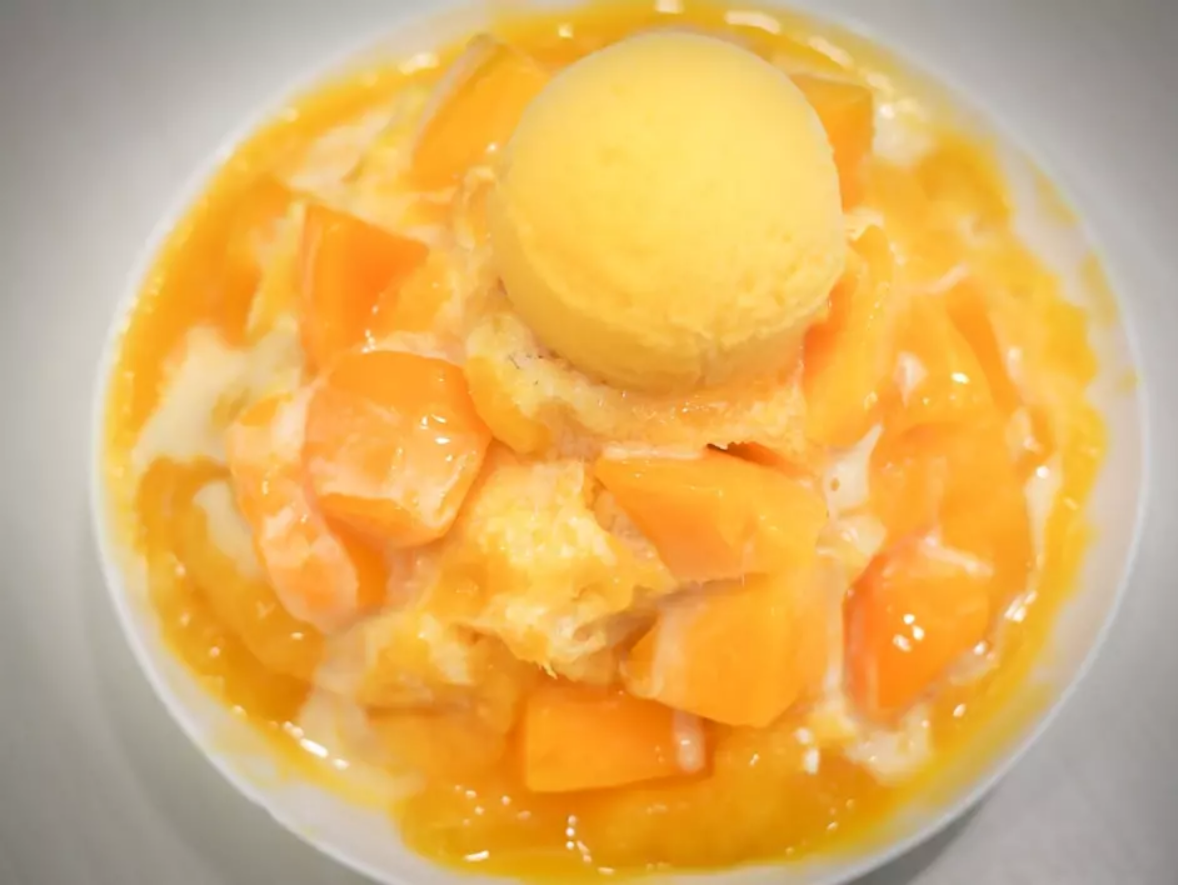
[792,74,874,207]
[410,36,549,189]
[226,175,292,273]
[227,392,388,633]
[174,479,326,681]
[522,682,703,793]
[304,349,491,547]
[916,136,1011,227]
[369,250,453,340]
[870,420,1032,603]
[889,295,993,435]
[803,226,896,448]
[943,278,1021,414]
[624,567,830,728]
[594,449,827,583]
[299,202,429,369]
[846,537,992,718]
[465,354,551,455]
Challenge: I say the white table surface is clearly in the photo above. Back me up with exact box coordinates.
[1,0,1175,883]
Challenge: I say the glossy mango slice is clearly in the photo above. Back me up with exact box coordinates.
[803,226,896,448]
[226,392,387,634]
[846,536,992,718]
[594,449,827,583]
[410,36,549,189]
[465,354,552,455]
[304,349,491,546]
[369,709,509,778]
[522,682,703,792]
[889,295,993,435]
[916,136,1010,228]
[792,74,874,207]
[175,479,325,681]
[943,278,1021,414]
[870,420,1032,603]
[298,202,429,369]
[226,175,293,275]
[369,250,453,339]
[624,566,830,727]
[135,461,310,722]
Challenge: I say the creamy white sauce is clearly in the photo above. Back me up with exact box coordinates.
[922,263,969,296]
[893,351,927,405]
[822,424,882,517]
[1024,455,1062,568]
[131,323,302,475]
[805,692,932,783]
[192,481,263,581]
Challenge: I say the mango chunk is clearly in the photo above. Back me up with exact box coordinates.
[916,136,1011,227]
[846,536,992,718]
[792,74,874,207]
[298,202,428,369]
[465,354,552,455]
[226,392,387,633]
[522,682,704,792]
[943,278,1021,414]
[890,295,993,435]
[369,709,509,778]
[410,36,549,189]
[624,567,831,727]
[594,449,827,583]
[803,226,896,448]
[304,349,491,546]
[369,250,453,340]
[870,420,1032,603]
[176,479,325,681]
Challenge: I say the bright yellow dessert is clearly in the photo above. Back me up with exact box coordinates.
[99,1,1109,880]
[489,30,844,392]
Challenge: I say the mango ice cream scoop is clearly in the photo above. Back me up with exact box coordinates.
[488,31,846,393]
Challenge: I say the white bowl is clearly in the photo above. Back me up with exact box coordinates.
[90,2,1150,883]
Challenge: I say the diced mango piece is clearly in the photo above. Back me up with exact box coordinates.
[916,136,1010,227]
[594,449,827,583]
[298,202,429,369]
[792,74,874,207]
[245,204,304,343]
[803,226,896,448]
[624,566,831,727]
[522,683,703,792]
[943,278,1021,414]
[870,420,1032,603]
[226,175,292,273]
[410,36,549,189]
[846,536,992,718]
[465,354,552,455]
[889,295,993,435]
[369,709,509,777]
[369,250,453,339]
[175,479,324,681]
[227,392,387,633]
[304,349,491,546]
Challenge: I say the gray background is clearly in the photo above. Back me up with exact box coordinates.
[1,0,1176,883]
